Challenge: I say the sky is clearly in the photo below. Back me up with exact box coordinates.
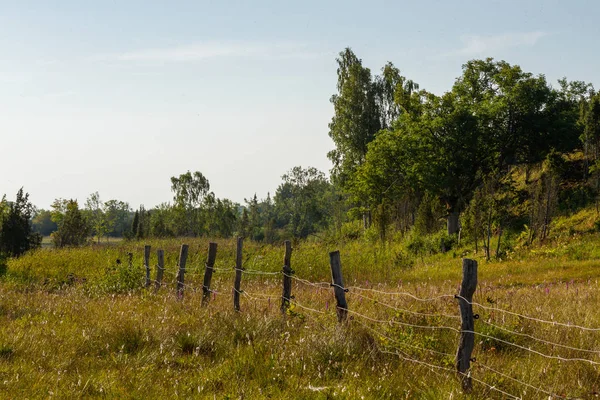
[1,0,599,210]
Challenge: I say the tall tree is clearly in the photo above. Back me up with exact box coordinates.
[85,192,108,243]
[328,48,381,187]
[171,171,210,236]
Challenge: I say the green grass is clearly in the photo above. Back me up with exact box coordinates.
[4,208,600,398]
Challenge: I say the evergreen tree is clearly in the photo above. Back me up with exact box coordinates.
[0,188,41,257]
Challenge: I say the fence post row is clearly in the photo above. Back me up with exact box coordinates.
[176,244,189,300]
[144,245,151,288]
[329,250,348,323]
[155,249,165,291]
[456,258,478,393]
[202,242,218,307]
[233,237,243,311]
[280,240,293,313]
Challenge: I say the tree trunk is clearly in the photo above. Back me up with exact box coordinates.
[447,212,459,236]
[485,208,492,261]
[495,222,503,260]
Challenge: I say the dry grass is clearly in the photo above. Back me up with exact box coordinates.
[4,208,600,398]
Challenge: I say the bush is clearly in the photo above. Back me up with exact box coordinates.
[405,230,457,256]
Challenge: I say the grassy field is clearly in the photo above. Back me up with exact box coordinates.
[2,210,600,398]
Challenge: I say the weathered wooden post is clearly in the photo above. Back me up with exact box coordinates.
[329,250,348,323]
[176,244,189,300]
[280,240,293,313]
[144,245,151,288]
[202,242,218,307]
[155,249,165,291]
[233,237,243,311]
[456,258,478,393]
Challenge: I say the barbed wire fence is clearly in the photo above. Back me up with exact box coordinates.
[133,239,600,399]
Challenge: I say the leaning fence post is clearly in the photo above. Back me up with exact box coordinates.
[329,250,348,323]
[202,242,218,307]
[280,240,293,313]
[176,244,189,300]
[155,249,165,291]
[456,258,478,393]
[233,237,243,311]
[144,245,151,288]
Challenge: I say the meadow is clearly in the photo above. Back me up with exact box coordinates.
[2,210,600,398]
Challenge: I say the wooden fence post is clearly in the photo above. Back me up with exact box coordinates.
[144,245,151,288]
[202,242,218,307]
[456,258,478,393]
[280,240,293,313]
[155,249,165,291]
[233,237,243,311]
[176,244,189,300]
[329,250,348,323]
[127,252,133,268]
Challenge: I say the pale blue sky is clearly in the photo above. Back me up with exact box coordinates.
[1,0,598,209]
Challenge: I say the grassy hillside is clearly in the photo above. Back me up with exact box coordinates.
[2,207,600,398]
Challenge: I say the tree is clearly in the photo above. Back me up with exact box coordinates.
[171,171,210,236]
[51,199,89,248]
[374,62,419,130]
[582,91,600,202]
[103,200,131,237]
[0,188,41,257]
[129,210,139,240]
[328,48,381,187]
[85,192,108,243]
[32,209,58,236]
[274,166,333,239]
[150,203,175,238]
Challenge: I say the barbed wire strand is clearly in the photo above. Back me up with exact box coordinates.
[480,319,600,355]
[476,362,568,399]
[465,330,600,366]
[350,290,460,320]
[381,349,522,400]
[284,273,330,289]
[456,295,600,332]
[355,319,455,358]
[348,285,456,302]
[345,308,461,333]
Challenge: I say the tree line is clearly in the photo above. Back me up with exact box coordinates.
[2,48,599,259]
[0,165,337,255]
[327,48,599,257]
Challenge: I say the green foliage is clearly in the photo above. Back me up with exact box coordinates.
[97,260,144,294]
[31,209,57,236]
[171,170,210,236]
[328,48,381,187]
[405,229,457,257]
[51,199,90,248]
[0,188,41,257]
[274,166,334,239]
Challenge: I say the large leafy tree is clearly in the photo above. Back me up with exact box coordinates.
[0,188,41,257]
[328,48,381,187]
[171,171,210,236]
